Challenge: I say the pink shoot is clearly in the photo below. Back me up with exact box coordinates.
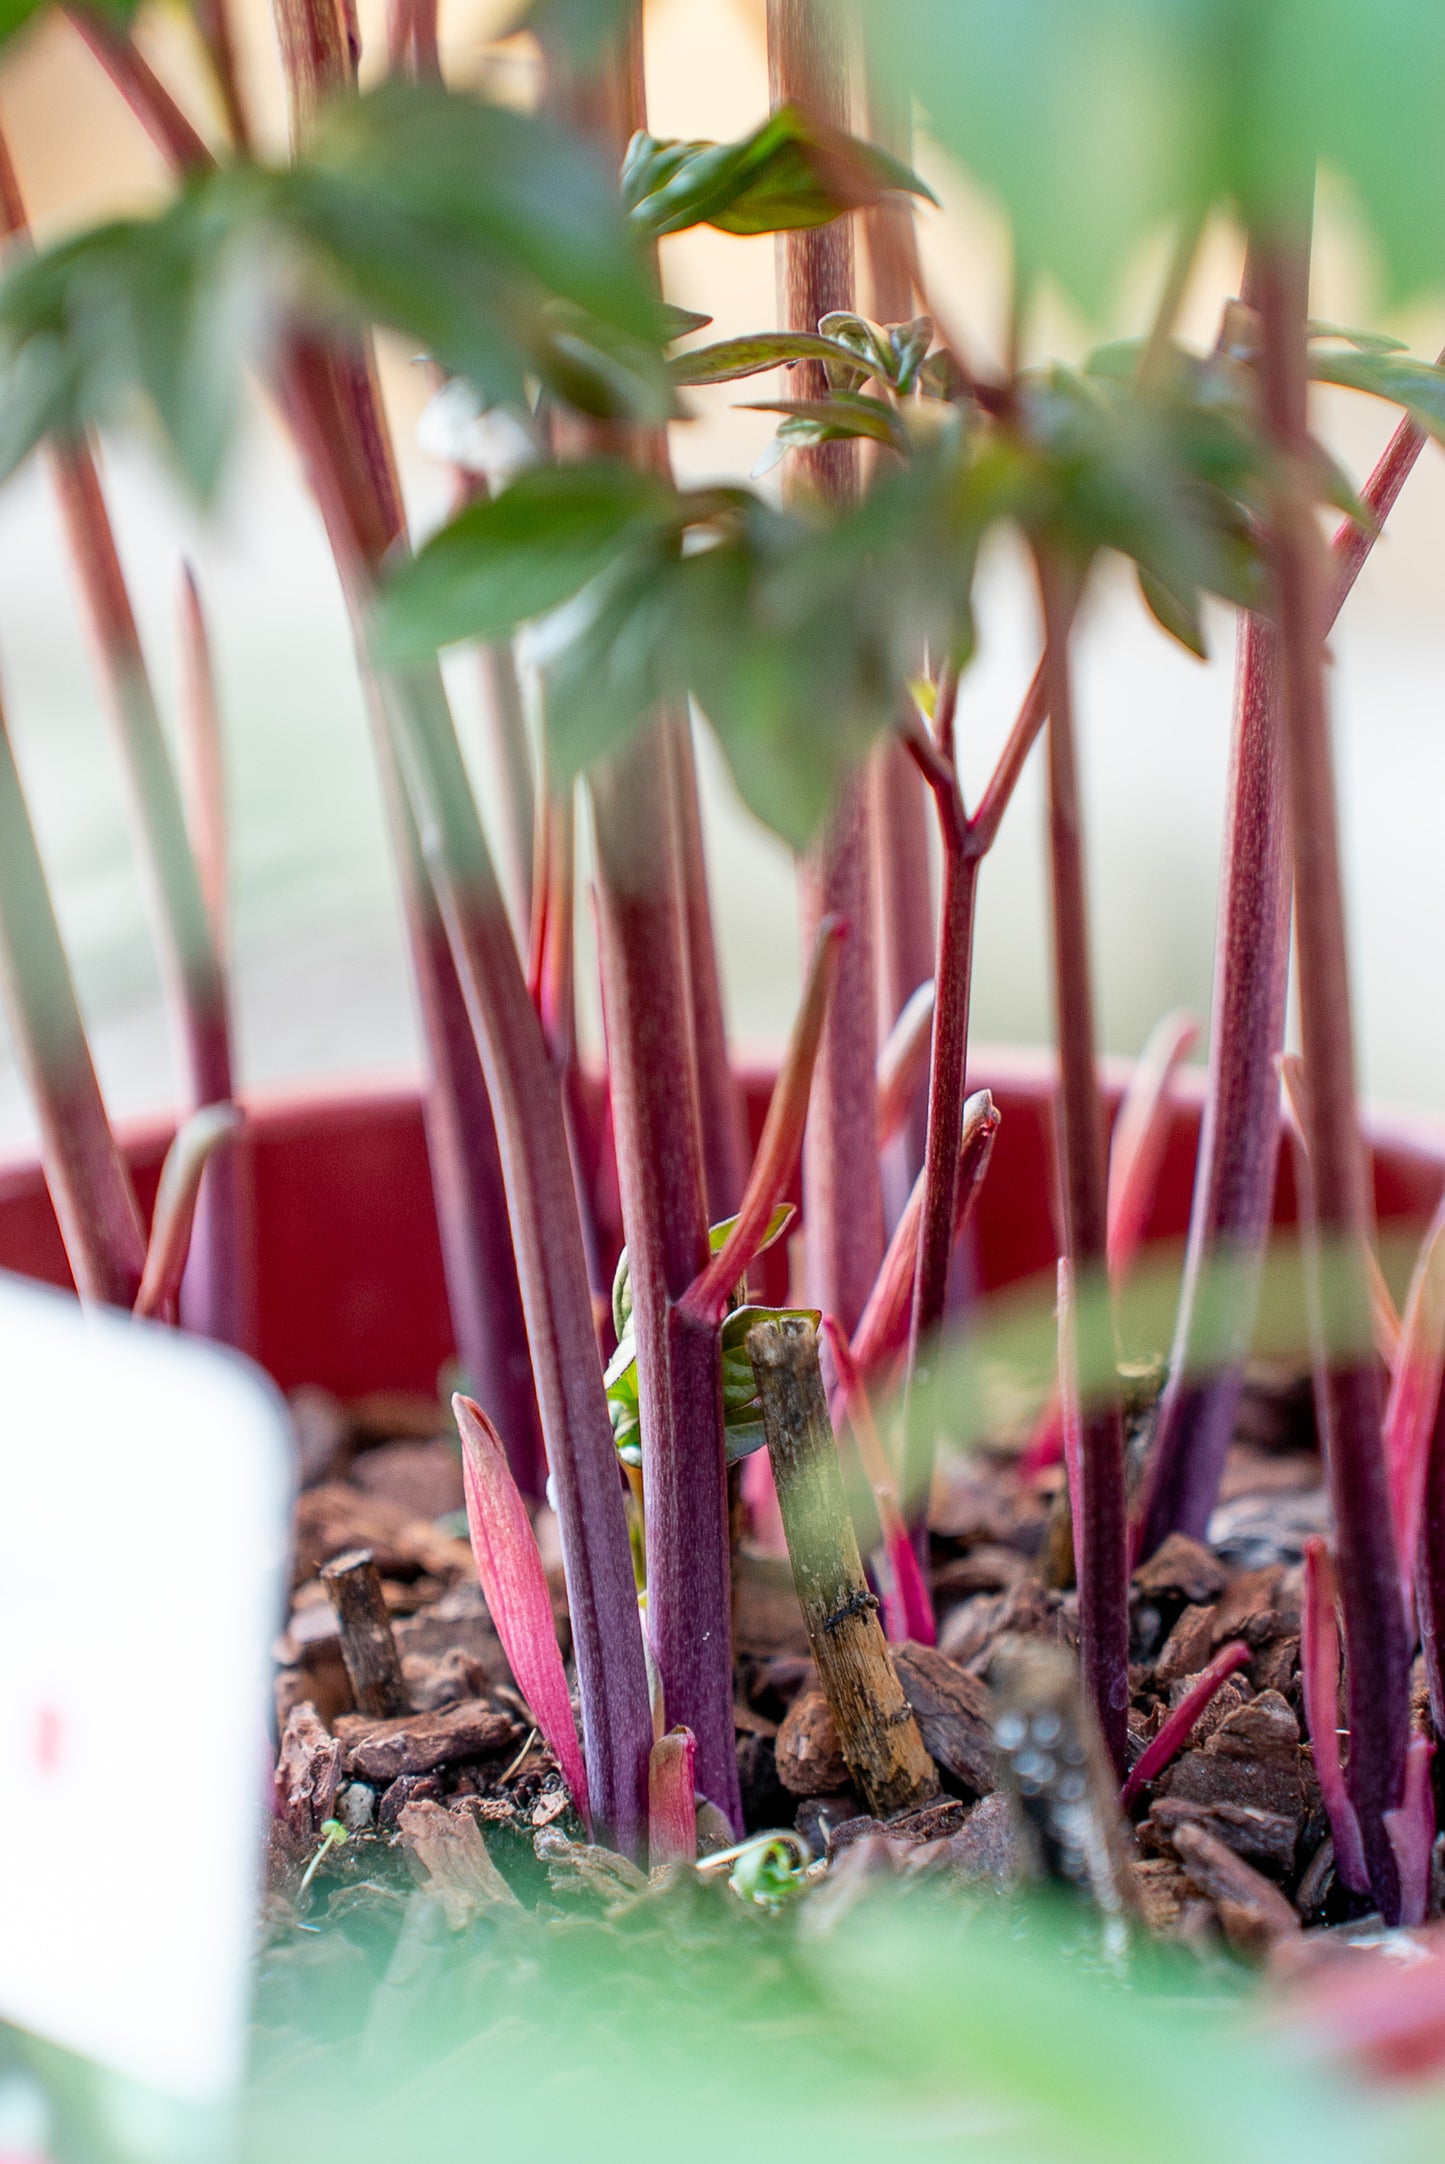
[1056,1258,1085,1585]
[1384,1733,1436,1930]
[1383,1194,1445,1612]
[133,1103,244,1322]
[849,1088,999,1383]
[876,978,935,1148]
[682,915,846,1326]
[821,1315,935,1645]
[1301,1537,1369,1895]
[1120,1639,1250,1809]
[647,1726,697,1870]
[1105,1009,1200,1288]
[454,1392,591,1832]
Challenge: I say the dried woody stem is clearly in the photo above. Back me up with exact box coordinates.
[321,1548,412,1719]
[768,0,885,1337]
[747,1315,937,1817]
[1255,221,1408,1919]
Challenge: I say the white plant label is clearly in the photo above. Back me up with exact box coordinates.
[0,1272,291,2111]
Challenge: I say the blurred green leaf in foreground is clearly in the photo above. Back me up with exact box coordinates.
[239,1877,1417,2164]
[861,0,1445,310]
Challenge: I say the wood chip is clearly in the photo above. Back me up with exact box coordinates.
[892,1642,997,1794]
[274,1701,341,1839]
[1133,1534,1227,1605]
[398,1799,521,1928]
[776,1687,850,1795]
[1144,1794,1299,1873]
[1160,1688,1305,1824]
[1171,1821,1300,1956]
[335,1698,516,1782]
[1153,1602,1219,1685]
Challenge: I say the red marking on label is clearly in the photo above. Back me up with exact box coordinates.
[33,1706,63,1776]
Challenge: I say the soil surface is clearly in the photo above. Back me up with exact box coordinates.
[266,1363,1433,1974]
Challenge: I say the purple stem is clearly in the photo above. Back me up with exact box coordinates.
[1135,614,1289,1552]
[385,658,654,1853]
[592,743,741,1831]
[768,0,885,1338]
[666,711,749,1222]
[1139,365,1440,1559]
[1256,230,1408,1921]
[1037,550,1129,1774]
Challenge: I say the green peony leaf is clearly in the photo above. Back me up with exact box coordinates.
[622,105,934,240]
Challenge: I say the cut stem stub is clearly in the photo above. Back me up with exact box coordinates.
[746,1314,937,1818]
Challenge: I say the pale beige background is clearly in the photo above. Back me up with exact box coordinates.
[0,0,1442,1148]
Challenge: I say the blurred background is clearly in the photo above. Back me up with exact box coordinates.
[0,0,1442,1149]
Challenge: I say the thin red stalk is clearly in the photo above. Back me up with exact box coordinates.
[134,1103,243,1321]
[1421,1390,1445,1735]
[647,1727,698,1870]
[1384,1195,1445,1615]
[1056,1258,1085,1581]
[850,1087,999,1382]
[863,68,935,1185]
[877,978,935,1149]
[177,569,229,958]
[1257,232,1407,1919]
[685,915,845,1325]
[1037,548,1128,1773]
[1301,1536,1370,1895]
[768,0,885,1339]
[455,1393,590,1829]
[591,736,741,1832]
[387,660,653,1850]
[76,0,648,1841]
[1139,349,1442,1561]
[1106,1010,1200,1286]
[529,789,576,1067]
[0,131,249,1344]
[666,711,750,1222]
[1384,1734,1435,1931]
[442,458,535,948]
[900,660,1052,1511]
[0,689,146,1306]
[1120,1640,1250,1810]
[905,839,978,1370]
[64,8,213,166]
[284,340,546,1485]
[264,7,544,1488]
[821,1315,935,1645]
[192,0,253,149]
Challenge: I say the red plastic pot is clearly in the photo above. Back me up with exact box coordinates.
[0,1051,1442,1396]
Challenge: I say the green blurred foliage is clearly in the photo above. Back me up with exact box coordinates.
[0,81,667,496]
[858,0,1445,309]
[238,1876,1417,2164]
